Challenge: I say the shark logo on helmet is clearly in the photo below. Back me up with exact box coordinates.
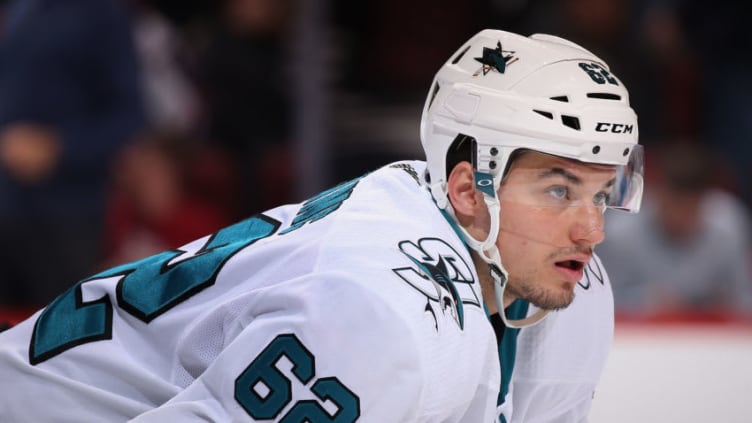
[473,41,518,76]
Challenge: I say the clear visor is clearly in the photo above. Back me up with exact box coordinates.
[498,145,644,214]
[610,144,644,213]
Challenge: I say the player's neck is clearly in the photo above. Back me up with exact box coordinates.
[471,252,517,315]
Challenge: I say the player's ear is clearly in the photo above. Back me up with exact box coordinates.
[447,161,481,223]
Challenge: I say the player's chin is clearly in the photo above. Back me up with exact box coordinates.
[530,283,576,311]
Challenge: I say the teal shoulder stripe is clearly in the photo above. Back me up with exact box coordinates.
[439,208,465,244]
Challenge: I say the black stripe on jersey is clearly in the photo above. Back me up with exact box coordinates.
[578,257,605,290]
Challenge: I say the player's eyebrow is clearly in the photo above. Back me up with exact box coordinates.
[538,167,616,189]
[538,167,582,185]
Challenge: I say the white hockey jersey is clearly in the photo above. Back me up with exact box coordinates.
[0,161,503,422]
[508,255,614,422]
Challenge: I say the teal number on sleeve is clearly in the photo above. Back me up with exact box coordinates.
[235,334,360,422]
[28,284,113,365]
[29,215,280,364]
[234,334,315,420]
[29,174,362,365]
[281,377,361,423]
[106,214,279,322]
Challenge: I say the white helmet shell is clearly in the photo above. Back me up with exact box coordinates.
[421,29,640,209]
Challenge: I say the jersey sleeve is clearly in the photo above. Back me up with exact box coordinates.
[128,273,426,422]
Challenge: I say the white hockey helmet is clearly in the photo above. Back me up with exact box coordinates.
[420,29,643,326]
[422,29,642,213]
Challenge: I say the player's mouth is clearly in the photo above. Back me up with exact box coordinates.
[554,258,587,283]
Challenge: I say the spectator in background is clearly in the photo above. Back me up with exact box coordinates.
[329,0,487,182]
[102,132,232,267]
[0,0,146,307]
[675,0,752,209]
[197,0,297,218]
[332,0,484,102]
[597,141,752,318]
[128,0,201,134]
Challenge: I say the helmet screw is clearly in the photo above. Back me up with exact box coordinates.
[592,145,601,154]
[623,148,630,156]
[489,161,497,169]
[490,147,499,156]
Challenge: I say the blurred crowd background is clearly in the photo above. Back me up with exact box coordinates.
[1,0,750,322]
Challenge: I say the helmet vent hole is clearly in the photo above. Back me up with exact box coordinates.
[451,45,472,64]
[550,95,569,102]
[623,148,630,156]
[427,82,441,110]
[587,93,622,101]
[561,115,581,130]
[593,146,601,154]
[445,134,476,179]
[534,110,554,120]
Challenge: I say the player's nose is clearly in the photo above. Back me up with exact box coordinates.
[570,204,605,247]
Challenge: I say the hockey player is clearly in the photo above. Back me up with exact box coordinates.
[0,29,642,422]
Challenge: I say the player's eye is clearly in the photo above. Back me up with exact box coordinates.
[546,185,569,201]
[593,190,611,207]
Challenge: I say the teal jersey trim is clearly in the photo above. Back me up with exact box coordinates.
[439,208,466,243]
[438,202,529,413]
[498,299,529,406]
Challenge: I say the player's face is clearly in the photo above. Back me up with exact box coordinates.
[496,151,616,310]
